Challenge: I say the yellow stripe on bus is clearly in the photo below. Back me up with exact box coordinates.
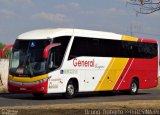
[95,58,115,90]
[95,35,138,91]
[121,35,138,41]
[8,74,48,82]
[95,58,129,91]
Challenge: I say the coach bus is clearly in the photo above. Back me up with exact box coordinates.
[1,28,158,98]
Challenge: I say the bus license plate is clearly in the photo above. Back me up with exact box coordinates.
[20,88,26,90]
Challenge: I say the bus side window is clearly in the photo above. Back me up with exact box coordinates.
[68,37,100,60]
[132,42,157,58]
[122,41,133,58]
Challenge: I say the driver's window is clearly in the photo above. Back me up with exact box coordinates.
[49,46,61,70]
[48,36,71,71]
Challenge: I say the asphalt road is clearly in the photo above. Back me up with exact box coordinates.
[0,89,159,106]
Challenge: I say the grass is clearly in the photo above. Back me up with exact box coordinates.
[0,100,160,115]
[0,100,160,109]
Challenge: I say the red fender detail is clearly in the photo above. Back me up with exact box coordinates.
[1,44,13,58]
[43,43,61,59]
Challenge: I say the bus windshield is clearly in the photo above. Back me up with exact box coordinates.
[9,39,51,77]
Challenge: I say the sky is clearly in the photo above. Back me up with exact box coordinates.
[0,0,160,44]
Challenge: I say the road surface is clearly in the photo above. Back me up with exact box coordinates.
[0,89,159,106]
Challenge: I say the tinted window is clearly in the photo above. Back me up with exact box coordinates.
[131,42,157,58]
[68,37,157,60]
[99,39,123,57]
[49,36,71,70]
[68,37,100,60]
[14,39,51,49]
[53,36,71,58]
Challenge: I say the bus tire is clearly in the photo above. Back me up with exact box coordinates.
[64,80,77,99]
[32,93,44,99]
[129,79,139,95]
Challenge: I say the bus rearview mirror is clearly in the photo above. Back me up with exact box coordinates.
[43,43,61,59]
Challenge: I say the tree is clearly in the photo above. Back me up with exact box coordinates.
[0,42,11,59]
[129,0,160,14]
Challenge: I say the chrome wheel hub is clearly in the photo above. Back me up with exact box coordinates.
[131,82,137,93]
[67,84,74,96]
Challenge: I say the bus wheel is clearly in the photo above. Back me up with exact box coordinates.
[64,81,76,99]
[129,79,139,95]
[32,93,44,99]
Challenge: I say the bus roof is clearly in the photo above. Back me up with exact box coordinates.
[18,28,122,40]
[17,28,157,43]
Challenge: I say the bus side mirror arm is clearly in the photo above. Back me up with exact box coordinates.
[1,44,13,58]
[43,43,61,59]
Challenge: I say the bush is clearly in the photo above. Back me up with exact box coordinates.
[0,42,11,59]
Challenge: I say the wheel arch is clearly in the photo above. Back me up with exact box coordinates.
[131,76,139,89]
[67,77,79,92]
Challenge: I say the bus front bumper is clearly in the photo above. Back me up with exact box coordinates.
[8,79,48,93]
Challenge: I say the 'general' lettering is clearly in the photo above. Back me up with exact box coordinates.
[73,59,95,67]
